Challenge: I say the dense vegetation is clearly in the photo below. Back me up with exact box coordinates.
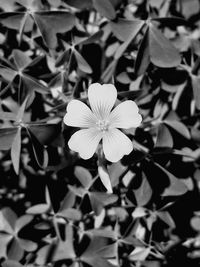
[0,0,200,266]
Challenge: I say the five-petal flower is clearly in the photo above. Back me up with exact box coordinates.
[64,83,142,162]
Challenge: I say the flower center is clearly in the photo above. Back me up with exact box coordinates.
[96,119,109,132]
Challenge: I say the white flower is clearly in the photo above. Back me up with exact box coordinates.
[64,83,142,162]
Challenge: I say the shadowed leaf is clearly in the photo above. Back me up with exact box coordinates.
[134,172,152,206]
[26,128,48,168]
[155,163,188,196]
[33,11,75,48]
[134,28,150,76]
[0,127,18,150]
[110,19,144,41]
[149,23,181,68]
[93,0,116,20]
[74,49,92,74]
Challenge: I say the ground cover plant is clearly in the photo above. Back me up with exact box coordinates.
[0,0,200,266]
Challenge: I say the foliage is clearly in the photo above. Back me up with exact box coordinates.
[0,0,200,266]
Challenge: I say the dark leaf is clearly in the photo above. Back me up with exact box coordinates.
[93,0,116,20]
[63,0,93,9]
[28,123,60,145]
[152,17,188,27]
[33,11,75,48]
[26,128,48,169]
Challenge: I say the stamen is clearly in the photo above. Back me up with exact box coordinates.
[96,119,109,132]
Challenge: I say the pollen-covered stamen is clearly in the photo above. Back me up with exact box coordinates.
[96,119,109,132]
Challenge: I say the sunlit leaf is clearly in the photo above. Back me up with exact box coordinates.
[74,166,93,188]
[129,247,150,261]
[192,75,200,110]
[53,224,76,261]
[26,204,50,214]
[11,127,21,175]
[98,166,113,193]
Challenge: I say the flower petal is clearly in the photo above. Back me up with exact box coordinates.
[68,128,103,159]
[103,129,133,162]
[88,83,117,119]
[64,99,96,128]
[109,100,142,129]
